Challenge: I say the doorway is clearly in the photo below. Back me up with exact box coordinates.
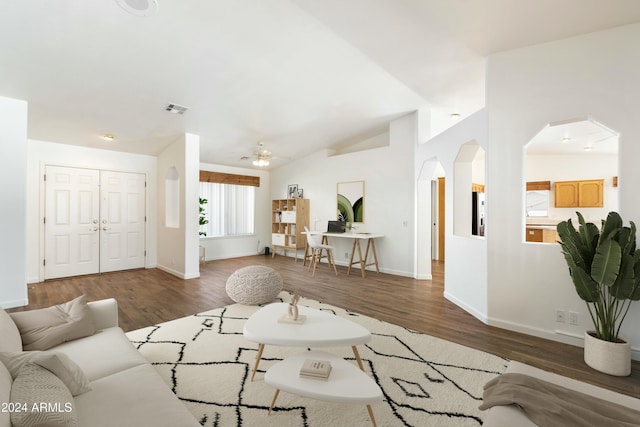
[44,165,146,279]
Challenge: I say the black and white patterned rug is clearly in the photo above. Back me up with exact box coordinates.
[126,292,508,426]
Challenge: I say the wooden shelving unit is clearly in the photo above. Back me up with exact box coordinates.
[271,198,310,259]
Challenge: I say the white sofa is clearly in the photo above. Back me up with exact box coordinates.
[483,361,640,427]
[1,298,200,427]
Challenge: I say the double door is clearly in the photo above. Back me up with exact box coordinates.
[44,166,146,279]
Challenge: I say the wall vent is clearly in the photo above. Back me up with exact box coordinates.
[165,103,189,115]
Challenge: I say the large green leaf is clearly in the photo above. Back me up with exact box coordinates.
[577,212,599,252]
[570,266,600,302]
[557,220,588,271]
[591,239,621,287]
[610,253,635,298]
[599,211,622,244]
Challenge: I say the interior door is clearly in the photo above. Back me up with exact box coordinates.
[99,171,146,273]
[44,166,100,279]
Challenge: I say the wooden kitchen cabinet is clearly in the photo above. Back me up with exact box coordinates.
[554,179,603,208]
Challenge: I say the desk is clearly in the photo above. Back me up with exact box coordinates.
[304,232,383,278]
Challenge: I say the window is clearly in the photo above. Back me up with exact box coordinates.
[199,182,255,237]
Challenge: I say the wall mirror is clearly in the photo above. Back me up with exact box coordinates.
[337,180,364,223]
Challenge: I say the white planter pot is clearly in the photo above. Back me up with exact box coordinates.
[583,331,631,376]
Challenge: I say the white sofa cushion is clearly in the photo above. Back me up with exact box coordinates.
[74,364,200,427]
[0,362,11,427]
[51,327,147,381]
[0,351,90,396]
[9,295,96,351]
[9,363,77,427]
[0,307,21,353]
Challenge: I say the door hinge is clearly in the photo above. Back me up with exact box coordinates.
[144,250,147,257]
[43,217,46,224]
[145,181,147,188]
[43,174,46,181]
[43,259,46,266]
[144,216,147,222]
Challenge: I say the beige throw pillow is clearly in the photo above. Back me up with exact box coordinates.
[0,351,90,396]
[9,295,96,351]
[0,307,22,352]
[10,362,78,427]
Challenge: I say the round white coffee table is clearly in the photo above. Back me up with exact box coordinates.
[264,350,382,427]
[243,302,371,381]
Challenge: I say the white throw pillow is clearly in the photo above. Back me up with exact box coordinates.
[10,362,77,427]
[9,295,96,351]
[0,351,90,396]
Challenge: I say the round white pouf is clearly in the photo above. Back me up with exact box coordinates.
[225,265,283,305]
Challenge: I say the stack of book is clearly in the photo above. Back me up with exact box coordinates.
[299,359,332,381]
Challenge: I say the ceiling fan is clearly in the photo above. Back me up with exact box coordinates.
[241,141,273,167]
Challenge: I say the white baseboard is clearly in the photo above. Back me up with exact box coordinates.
[156,264,200,280]
[487,317,640,361]
[444,292,488,323]
[1,298,29,309]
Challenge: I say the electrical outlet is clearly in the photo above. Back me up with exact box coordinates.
[344,252,349,259]
[568,311,579,325]
[555,309,566,323]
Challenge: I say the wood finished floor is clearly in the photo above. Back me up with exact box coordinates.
[9,255,640,399]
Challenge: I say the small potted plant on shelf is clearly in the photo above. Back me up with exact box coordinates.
[556,211,640,376]
[199,197,208,236]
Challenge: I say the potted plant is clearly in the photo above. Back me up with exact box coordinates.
[556,211,640,376]
[199,197,208,237]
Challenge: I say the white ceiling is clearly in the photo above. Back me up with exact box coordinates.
[1,0,639,168]
[526,118,618,156]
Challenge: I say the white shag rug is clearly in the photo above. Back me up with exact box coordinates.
[126,292,508,426]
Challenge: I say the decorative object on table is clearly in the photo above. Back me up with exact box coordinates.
[198,197,208,236]
[556,211,640,376]
[337,180,364,223]
[287,184,298,199]
[127,292,507,426]
[297,188,304,198]
[345,222,356,233]
[225,265,283,305]
[299,358,332,380]
[278,292,306,324]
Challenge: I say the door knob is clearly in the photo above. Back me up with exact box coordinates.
[102,227,111,231]
[90,227,98,231]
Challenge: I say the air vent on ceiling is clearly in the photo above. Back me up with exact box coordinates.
[165,103,189,115]
[114,0,159,17]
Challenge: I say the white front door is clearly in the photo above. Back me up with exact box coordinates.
[44,166,146,279]
[99,171,146,273]
[44,166,100,279]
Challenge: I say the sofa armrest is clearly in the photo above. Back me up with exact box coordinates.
[87,298,119,329]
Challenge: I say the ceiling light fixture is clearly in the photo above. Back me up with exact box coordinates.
[450,113,462,120]
[252,157,270,167]
[102,134,116,141]
[561,137,572,143]
[114,0,159,17]
[584,146,593,151]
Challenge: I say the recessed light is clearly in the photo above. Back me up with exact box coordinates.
[450,113,462,120]
[561,137,572,143]
[584,146,593,151]
[102,134,116,141]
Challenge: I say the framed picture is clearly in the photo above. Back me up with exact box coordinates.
[297,188,304,198]
[337,180,364,223]
[287,184,298,199]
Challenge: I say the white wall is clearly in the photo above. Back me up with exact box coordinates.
[486,23,640,358]
[156,134,200,279]
[26,140,158,283]
[270,113,417,277]
[0,96,28,308]
[416,108,488,321]
[526,153,618,223]
[198,163,271,260]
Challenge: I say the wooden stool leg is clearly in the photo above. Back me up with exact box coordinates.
[366,404,377,427]
[251,344,265,381]
[268,389,280,415]
[352,345,364,371]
